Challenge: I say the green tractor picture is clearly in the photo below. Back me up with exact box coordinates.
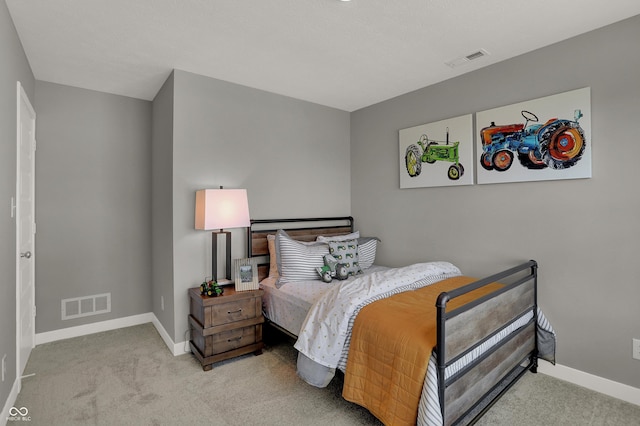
[405,128,464,180]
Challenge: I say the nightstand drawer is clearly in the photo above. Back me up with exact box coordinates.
[211,325,258,354]
[189,288,262,329]
[190,319,262,358]
[210,297,256,326]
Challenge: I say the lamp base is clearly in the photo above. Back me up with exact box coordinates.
[211,230,232,282]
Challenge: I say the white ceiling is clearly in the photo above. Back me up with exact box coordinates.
[6,0,640,112]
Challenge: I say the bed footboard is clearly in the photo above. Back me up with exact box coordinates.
[436,260,538,426]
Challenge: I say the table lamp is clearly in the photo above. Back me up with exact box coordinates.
[195,188,250,284]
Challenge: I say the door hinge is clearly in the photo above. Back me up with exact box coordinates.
[33,306,36,317]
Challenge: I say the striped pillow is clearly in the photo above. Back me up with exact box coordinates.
[276,230,329,287]
[357,237,379,269]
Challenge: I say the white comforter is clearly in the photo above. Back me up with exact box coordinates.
[293,261,462,369]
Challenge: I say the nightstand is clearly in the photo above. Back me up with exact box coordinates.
[188,287,264,371]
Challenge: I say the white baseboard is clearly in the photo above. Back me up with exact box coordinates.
[34,312,189,357]
[148,316,189,356]
[538,362,640,406]
[35,313,156,345]
[174,340,191,356]
[1,377,21,426]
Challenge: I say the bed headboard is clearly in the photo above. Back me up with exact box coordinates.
[247,216,354,282]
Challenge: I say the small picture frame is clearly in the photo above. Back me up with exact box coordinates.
[234,258,259,291]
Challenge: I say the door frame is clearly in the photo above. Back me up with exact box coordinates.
[16,80,36,383]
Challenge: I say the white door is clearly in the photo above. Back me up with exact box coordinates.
[16,81,36,376]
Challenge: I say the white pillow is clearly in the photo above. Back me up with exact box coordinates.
[316,231,360,242]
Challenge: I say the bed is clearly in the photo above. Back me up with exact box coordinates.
[247,217,555,426]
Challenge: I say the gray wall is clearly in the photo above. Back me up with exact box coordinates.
[34,81,153,332]
[151,72,175,338]
[4,3,638,414]
[169,69,351,342]
[351,15,640,388]
[0,0,34,410]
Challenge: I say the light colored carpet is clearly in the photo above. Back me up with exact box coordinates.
[475,369,640,426]
[14,323,640,425]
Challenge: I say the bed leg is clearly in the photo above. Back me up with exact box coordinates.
[529,356,538,374]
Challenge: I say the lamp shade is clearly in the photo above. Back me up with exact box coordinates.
[195,189,250,230]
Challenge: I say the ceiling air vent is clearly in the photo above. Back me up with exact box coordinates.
[445,49,490,68]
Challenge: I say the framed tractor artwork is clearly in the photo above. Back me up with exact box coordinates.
[476,87,592,185]
[399,114,474,188]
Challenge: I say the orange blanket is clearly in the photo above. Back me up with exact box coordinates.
[342,276,501,426]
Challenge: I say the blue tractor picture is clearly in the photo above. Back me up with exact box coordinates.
[479,109,586,171]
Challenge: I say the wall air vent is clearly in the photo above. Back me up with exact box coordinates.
[62,293,111,320]
[445,49,490,68]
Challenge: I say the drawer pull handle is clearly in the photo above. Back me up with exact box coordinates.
[227,337,242,342]
[227,309,242,314]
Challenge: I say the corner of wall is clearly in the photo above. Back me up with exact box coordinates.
[1,377,21,424]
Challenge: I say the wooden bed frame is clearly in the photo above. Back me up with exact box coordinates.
[247,217,538,426]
